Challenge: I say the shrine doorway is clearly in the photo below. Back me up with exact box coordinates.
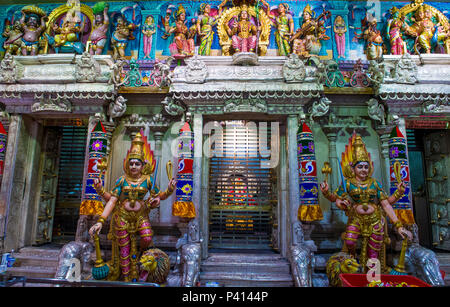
[33,119,88,245]
[208,120,278,250]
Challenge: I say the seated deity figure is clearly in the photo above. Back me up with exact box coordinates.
[227,5,257,53]
[291,4,330,58]
[52,18,81,48]
[403,4,449,54]
[89,132,176,282]
[19,5,47,56]
[163,5,195,58]
[320,133,412,272]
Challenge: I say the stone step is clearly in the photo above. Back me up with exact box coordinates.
[205,252,287,262]
[201,259,290,274]
[199,252,294,287]
[17,247,61,258]
[13,254,59,268]
[199,271,294,287]
[6,266,56,279]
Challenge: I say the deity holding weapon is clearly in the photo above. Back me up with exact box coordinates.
[319,133,412,273]
[89,131,176,282]
[354,13,384,60]
[290,5,330,58]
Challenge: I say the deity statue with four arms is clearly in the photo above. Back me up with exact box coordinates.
[89,132,176,282]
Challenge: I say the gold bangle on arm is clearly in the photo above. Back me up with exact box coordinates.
[393,220,403,230]
[95,186,106,196]
[393,189,404,201]
[97,216,106,225]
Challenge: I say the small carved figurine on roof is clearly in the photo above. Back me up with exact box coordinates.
[290,4,330,58]
[45,0,94,54]
[19,5,47,56]
[353,12,384,60]
[111,13,138,60]
[162,5,195,59]
[88,1,109,55]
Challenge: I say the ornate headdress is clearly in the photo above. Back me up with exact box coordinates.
[123,131,156,176]
[341,132,374,179]
[176,4,186,17]
[415,4,430,19]
[303,4,315,18]
[200,3,209,14]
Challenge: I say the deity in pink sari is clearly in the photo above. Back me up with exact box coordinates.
[227,6,257,53]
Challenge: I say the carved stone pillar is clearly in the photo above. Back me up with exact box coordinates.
[375,124,396,191]
[287,115,300,232]
[190,113,205,258]
[321,124,347,227]
[147,113,170,223]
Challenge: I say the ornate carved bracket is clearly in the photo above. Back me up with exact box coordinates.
[283,54,306,83]
[223,98,267,113]
[75,52,101,83]
[185,55,208,84]
[0,54,23,84]
[31,98,72,113]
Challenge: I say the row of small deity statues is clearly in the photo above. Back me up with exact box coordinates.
[2,0,450,61]
[1,2,139,59]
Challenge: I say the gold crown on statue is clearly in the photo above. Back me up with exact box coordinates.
[127,132,145,162]
[303,4,314,17]
[177,5,186,17]
[351,135,370,165]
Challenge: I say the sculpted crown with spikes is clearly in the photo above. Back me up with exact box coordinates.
[341,132,374,179]
[123,130,156,176]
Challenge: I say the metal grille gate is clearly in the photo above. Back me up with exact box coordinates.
[208,121,277,249]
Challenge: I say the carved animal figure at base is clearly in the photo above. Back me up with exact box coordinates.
[326,252,360,287]
[138,248,170,284]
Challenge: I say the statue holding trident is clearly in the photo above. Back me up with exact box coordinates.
[89,130,175,283]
